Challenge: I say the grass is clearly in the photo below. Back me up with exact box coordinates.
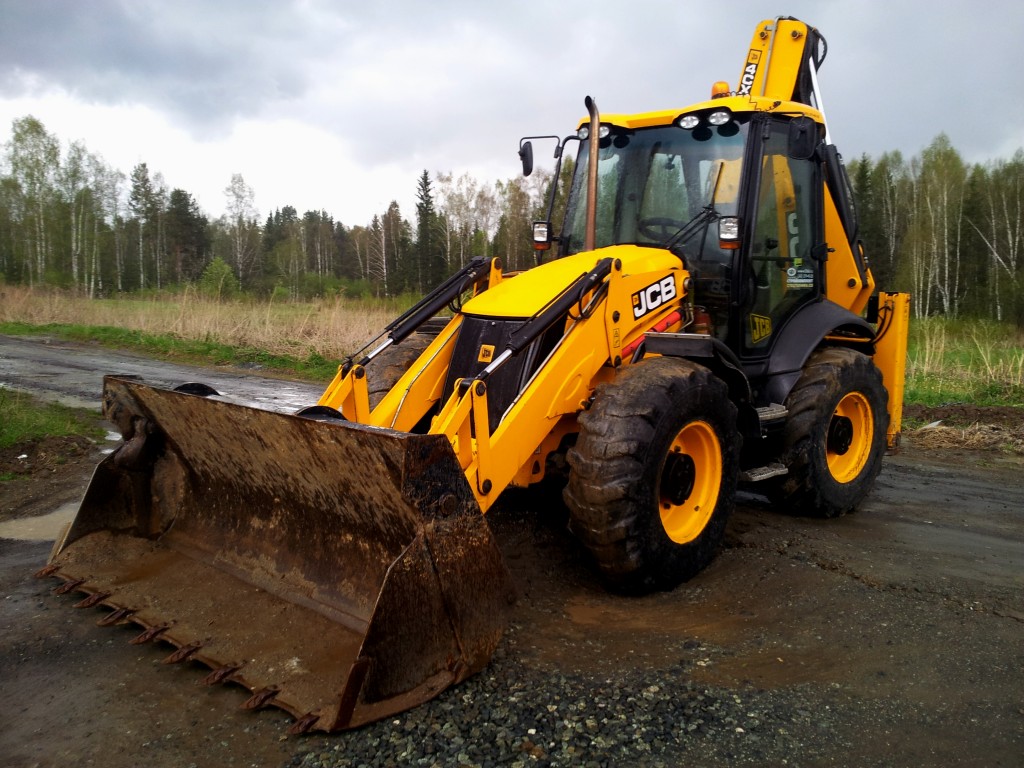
[906,318,1024,406]
[2,286,1023,408]
[0,320,344,381]
[0,285,415,380]
[0,388,105,452]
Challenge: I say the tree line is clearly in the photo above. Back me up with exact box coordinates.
[849,137,1024,324]
[0,116,565,301]
[2,115,1023,325]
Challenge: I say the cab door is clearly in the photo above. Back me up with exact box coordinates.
[738,117,822,357]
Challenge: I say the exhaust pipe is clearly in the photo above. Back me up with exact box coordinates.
[584,95,600,252]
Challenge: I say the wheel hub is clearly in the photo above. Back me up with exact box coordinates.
[827,415,854,456]
[662,452,696,506]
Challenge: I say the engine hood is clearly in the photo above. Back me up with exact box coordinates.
[461,246,680,319]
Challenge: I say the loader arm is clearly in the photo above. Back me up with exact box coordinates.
[433,249,687,512]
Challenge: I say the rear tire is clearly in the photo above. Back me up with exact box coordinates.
[766,347,888,518]
[564,357,739,594]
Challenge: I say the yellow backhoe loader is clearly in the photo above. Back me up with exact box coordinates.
[40,17,909,733]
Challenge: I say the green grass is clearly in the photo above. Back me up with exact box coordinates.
[4,314,1023,409]
[0,321,342,382]
[905,318,1024,406]
[0,388,105,451]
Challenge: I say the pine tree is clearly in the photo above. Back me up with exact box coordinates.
[415,170,445,290]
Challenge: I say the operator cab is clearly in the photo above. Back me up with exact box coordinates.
[549,106,825,361]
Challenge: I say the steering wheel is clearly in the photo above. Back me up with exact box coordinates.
[750,237,791,265]
[639,216,688,241]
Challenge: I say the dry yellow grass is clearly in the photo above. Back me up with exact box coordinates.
[0,285,401,359]
[909,423,1024,453]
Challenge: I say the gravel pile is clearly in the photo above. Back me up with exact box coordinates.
[289,630,855,768]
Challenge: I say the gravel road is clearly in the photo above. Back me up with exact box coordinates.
[1,334,1022,767]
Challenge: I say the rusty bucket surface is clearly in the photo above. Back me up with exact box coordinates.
[45,376,514,732]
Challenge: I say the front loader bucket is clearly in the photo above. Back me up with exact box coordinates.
[43,376,515,733]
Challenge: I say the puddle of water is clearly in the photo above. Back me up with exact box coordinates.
[0,502,78,541]
[102,431,122,454]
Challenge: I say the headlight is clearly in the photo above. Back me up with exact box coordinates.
[677,114,700,130]
[718,216,740,250]
[578,124,612,140]
[708,110,731,126]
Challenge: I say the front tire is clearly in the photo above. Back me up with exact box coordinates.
[365,332,435,409]
[767,347,889,517]
[564,357,739,594]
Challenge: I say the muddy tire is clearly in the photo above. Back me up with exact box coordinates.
[365,333,435,409]
[766,347,889,518]
[564,357,739,594]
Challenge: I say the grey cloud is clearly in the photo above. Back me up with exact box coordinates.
[2,0,1022,209]
[0,0,316,134]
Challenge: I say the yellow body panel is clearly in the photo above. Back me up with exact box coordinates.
[822,186,875,315]
[461,251,604,318]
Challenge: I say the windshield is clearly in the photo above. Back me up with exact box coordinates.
[561,117,749,255]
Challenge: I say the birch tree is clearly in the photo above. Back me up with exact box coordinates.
[969,151,1024,321]
[223,173,259,285]
[918,135,967,317]
[367,214,387,291]
[6,116,60,284]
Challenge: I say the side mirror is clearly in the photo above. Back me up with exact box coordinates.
[519,141,534,177]
[788,116,818,160]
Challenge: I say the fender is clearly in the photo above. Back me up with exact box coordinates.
[644,332,760,440]
[759,298,875,406]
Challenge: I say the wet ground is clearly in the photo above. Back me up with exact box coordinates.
[1,334,1022,767]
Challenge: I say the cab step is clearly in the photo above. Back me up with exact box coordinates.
[756,403,789,426]
[740,463,788,483]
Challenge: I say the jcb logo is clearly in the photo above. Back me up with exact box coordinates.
[631,276,677,320]
[750,313,772,344]
[478,344,495,363]
[738,50,761,96]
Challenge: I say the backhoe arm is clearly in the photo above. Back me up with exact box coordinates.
[739,17,827,107]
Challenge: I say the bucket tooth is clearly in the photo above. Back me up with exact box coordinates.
[162,642,202,664]
[287,712,321,736]
[73,592,111,609]
[203,663,243,686]
[34,564,60,579]
[97,607,135,627]
[53,578,86,595]
[242,687,280,710]
[130,624,170,645]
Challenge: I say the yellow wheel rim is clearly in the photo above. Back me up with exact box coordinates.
[659,420,722,544]
[826,391,873,483]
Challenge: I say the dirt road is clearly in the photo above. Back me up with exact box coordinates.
[1,335,1022,767]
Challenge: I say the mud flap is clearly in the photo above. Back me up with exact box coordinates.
[45,376,515,732]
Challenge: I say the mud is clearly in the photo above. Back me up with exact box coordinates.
[1,334,1023,766]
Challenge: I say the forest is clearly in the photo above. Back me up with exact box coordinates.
[2,115,1023,326]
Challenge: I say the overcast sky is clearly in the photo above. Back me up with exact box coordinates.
[2,0,1021,226]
